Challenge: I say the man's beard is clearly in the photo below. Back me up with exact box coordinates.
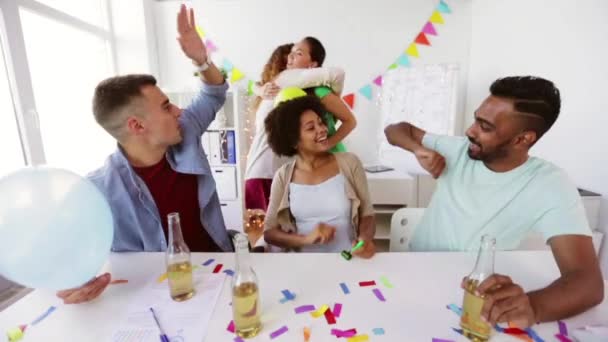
[467,136,511,162]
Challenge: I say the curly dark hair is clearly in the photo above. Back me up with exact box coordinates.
[264,95,326,157]
[490,76,561,140]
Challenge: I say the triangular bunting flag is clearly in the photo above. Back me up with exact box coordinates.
[343,93,355,108]
[422,22,438,36]
[388,63,398,70]
[222,59,234,71]
[415,32,431,46]
[196,25,205,38]
[373,75,383,86]
[247,80,255,96]
[430,10,445,24]
[359,84,373,100]
[230,68,244,82]
[406,43,420,58]
[397,54,411,67]
[438,0,451,14]
[205,39,217,53]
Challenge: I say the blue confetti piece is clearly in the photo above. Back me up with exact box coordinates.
[446,303,462,317]
[281,289,295,300]
[279,298,289,304]
[339,282,350,295]
[451,327,464,336]
[223,269,234,276]
[372,328,385,335]
[525,328,545,342]
[202,258,215,266]
[31,306,57,325]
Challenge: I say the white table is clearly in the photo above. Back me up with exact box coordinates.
[1,251,607,341]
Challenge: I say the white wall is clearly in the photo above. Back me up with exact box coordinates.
[153,0,472,164]
[466,0,608,275]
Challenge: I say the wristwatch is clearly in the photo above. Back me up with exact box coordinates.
[194,57,211,73]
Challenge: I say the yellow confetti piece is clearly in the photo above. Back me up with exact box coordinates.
[157,273,168,283]
[7,327,24,341]
[347,334,369,342]
[310,304,329,318]
[430,10,444,24]
[406,43,419,58]
[230,68,245,82]
[195,25,205,38]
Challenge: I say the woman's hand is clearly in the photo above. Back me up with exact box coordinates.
[306,223,336,245]
[352,239,376,259]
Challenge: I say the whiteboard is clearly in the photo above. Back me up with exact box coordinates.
[378,64,459,173]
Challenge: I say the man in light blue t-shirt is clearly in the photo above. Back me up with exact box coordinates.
[385,76,603,328]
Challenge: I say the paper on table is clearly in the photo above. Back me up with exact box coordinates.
[109,272,226,342]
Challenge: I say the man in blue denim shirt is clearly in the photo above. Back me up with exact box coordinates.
[56,5,232,304]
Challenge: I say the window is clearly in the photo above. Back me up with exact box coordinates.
[0,36,25,177]
[20,6,115,175]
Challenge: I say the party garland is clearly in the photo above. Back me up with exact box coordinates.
[196,0,451,108]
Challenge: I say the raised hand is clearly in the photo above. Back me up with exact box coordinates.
[177,4,206,65]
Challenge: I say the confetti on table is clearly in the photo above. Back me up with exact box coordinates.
[446,303,462,316]
[31,306,56,325]
[379,276,393,288]
[202,258,215,266]
[558,321,568,336]
[213,264,223,273]
[233,337,244,342]
[6,327,24,342]
[359,281,376,287]
[226,320,235,333]
[303,327,311,341]
[524,327,544,342]
[347,334,369,342]
[110,279,129,285]
[340,283,350,294]
[310,304,329,318]
[372,328,385,335]
[333,303,343,317]
[372,288,386,302]
[324,307,336,325]
[223,269,234,276]
[451,328,464,336]
[432,339,455,342]
[331,329,357,338]
[281,289,296,301]
[555,334,572,342]
[269,326,288,339]
[294,305,316,314]
[504,327,528,335]
[157,273,167,283]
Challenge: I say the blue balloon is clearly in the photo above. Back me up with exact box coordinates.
[0,167,113,290]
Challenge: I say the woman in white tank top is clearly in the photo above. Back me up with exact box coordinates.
[262,95,376,258]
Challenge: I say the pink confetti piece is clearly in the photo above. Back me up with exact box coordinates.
[226,320,235,333]
[555,334,572,342]
[270,326,288,339]
[331,328,357,338]
[233,337,244,342]
[333,303,343,317]
[372,288,386,301]
[432,339,455,342]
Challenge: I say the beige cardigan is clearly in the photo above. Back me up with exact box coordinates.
[264,152,374,237]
